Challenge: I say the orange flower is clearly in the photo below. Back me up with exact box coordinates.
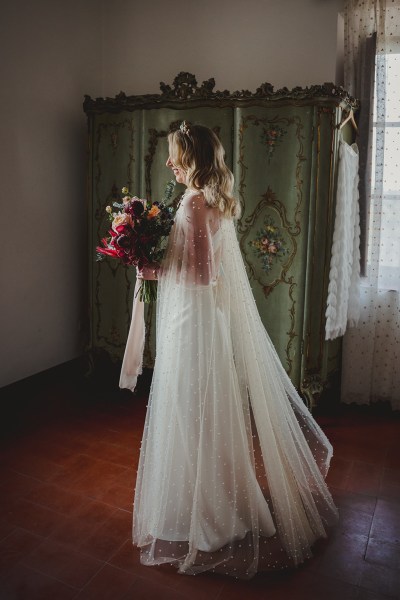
[147,205,161,219]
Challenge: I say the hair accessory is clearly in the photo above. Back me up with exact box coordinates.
[180,120,190,136]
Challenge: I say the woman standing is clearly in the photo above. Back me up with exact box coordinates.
[130,121,338,579]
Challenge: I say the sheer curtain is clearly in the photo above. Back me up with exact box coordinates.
[341,0,400,410]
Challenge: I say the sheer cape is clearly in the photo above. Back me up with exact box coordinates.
[129,189,339,579]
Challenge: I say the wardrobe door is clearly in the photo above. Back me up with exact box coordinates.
[88,110,142,363]
[301,103,347,405]
[233,104,314,388]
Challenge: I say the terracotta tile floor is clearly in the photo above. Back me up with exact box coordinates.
[1,361,400,600]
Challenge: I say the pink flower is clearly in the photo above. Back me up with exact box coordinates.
[111,212,133,232]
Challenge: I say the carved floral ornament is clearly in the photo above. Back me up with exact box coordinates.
[83,72,360,114]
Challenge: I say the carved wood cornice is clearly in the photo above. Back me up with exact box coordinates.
[83,71,359,115]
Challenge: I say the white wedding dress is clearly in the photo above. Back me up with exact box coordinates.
[132,189,339,579]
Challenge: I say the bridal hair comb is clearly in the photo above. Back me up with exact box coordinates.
[180,120,190,136]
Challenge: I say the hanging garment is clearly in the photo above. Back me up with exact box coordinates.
[127,189,339,579]
[325,133,361,340]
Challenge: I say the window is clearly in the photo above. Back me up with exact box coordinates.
[369,38,400,290]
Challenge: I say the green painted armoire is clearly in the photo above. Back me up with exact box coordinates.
[83,72,358,409]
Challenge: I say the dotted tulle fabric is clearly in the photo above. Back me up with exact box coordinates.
[132,190,339,579]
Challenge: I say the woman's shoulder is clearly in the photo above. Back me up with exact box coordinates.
[182,188,204,202]
[182,189,206,212]
[182,189,222,226]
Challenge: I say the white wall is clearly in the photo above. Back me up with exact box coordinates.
[0,0,103,388]
[101,0,343,96]
[0,0,344,389]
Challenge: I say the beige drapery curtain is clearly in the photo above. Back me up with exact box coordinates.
[341,0,400,410]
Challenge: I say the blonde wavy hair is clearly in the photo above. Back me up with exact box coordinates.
[168,123,240,218]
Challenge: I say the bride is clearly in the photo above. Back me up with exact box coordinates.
[126,120,339,579]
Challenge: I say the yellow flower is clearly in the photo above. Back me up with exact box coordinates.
[147,205,161,219]
[121,187,129,195]
[105,206,112,213]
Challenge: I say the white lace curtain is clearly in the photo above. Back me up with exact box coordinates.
[341,0,400,410]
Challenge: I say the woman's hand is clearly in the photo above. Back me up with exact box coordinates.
[136,264,159,281]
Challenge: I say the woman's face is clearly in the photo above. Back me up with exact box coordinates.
[166,155,187,185]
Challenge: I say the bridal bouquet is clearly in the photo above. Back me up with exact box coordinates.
[96,181,176,302]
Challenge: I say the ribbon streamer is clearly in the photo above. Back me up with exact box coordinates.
[119,278,145,392]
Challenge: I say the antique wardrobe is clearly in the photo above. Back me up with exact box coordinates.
[83,72,358,409]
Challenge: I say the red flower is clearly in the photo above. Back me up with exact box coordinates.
[126,200,145,217]
[96,245,119,258]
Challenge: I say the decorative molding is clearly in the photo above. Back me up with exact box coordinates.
[237,188,299,375]
[93,119,135,353]
[236,113,307,374]
[83,72,360,114]
[300,374,324,411]
[145,128,169,200]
